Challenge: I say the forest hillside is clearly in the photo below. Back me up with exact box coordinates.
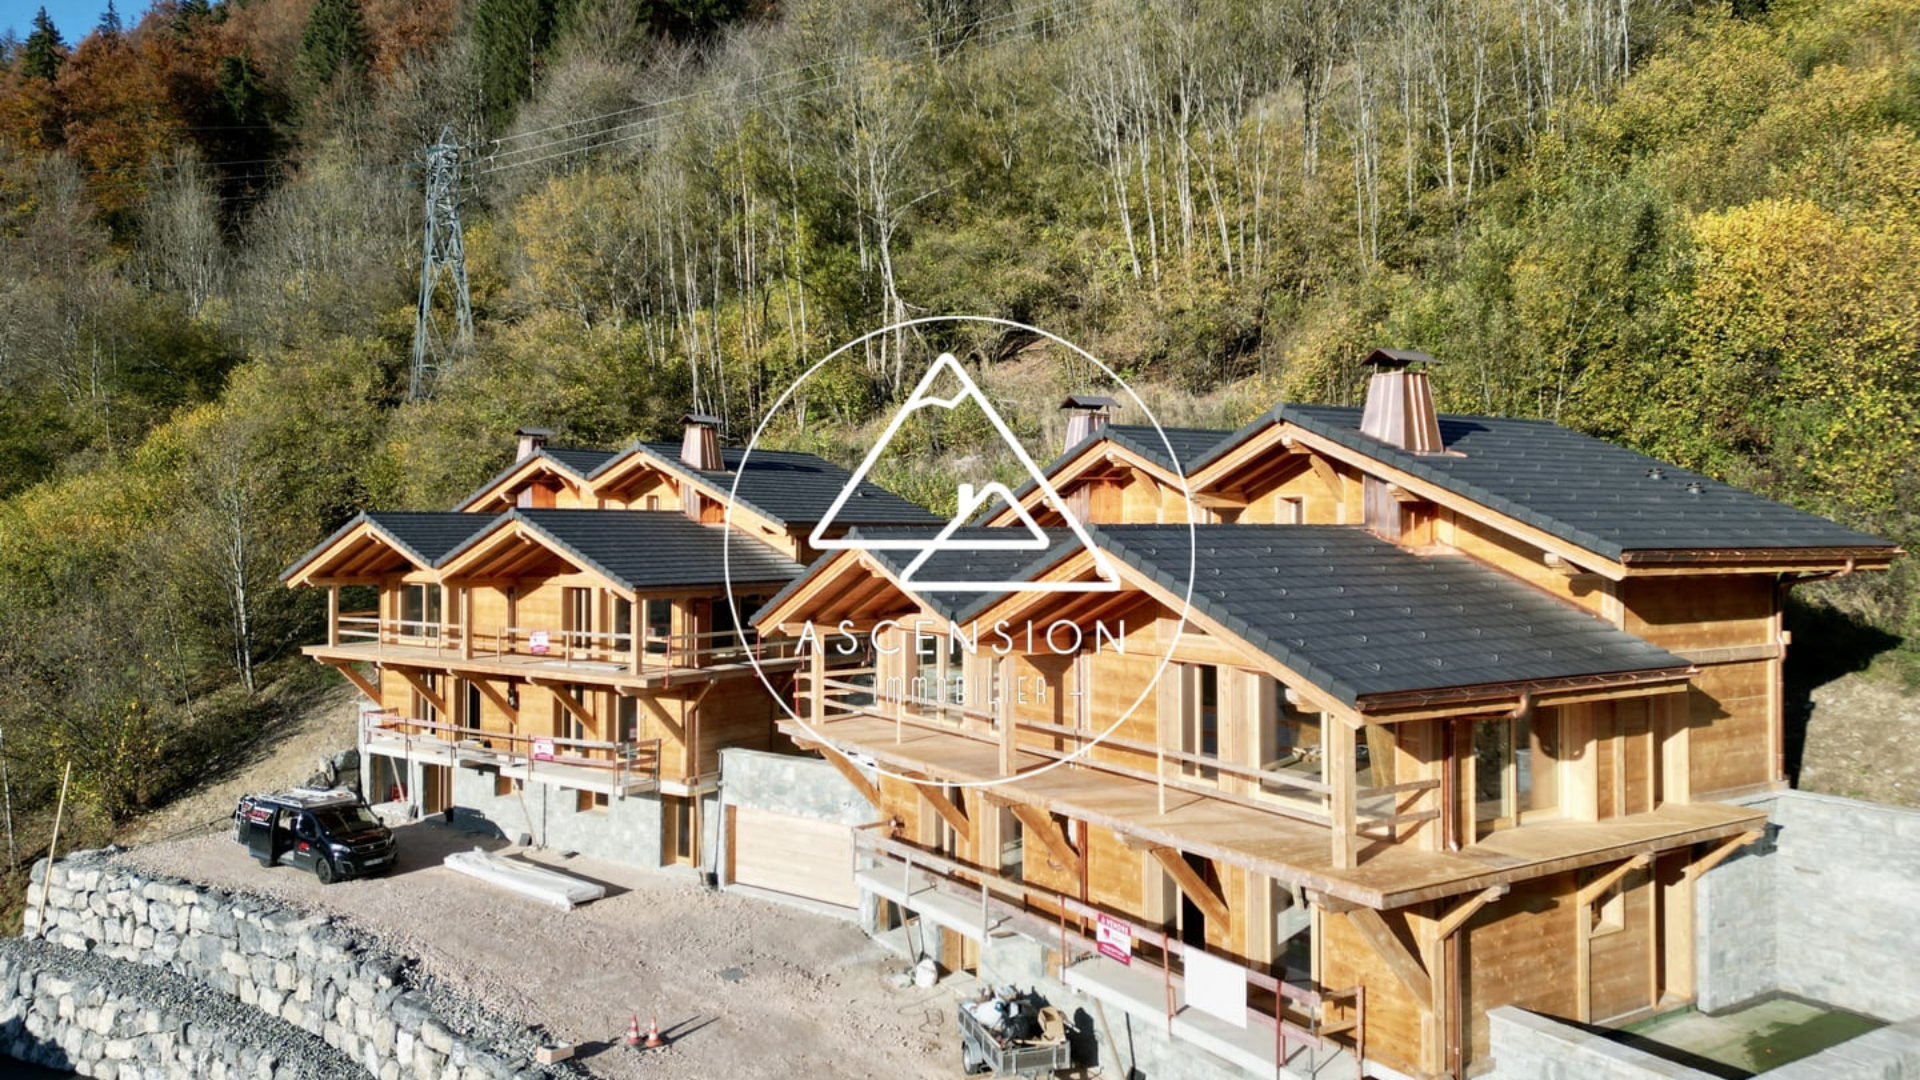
[1,0,1917,849]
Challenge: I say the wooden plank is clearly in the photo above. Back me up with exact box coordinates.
[327,660,381,704]
[471,677,519,729]
[1307,452,1343,501]
[1434,886,1506,940]
[537,681,594,727]
[1578,854,1652,907]
[1328,717,1357,869]
[1011,804,1081,878]
[389,666,448,716]
[910,780,972,845]
[821,748,883,808]
[1149,846,1231,933]
[1348,907,1433,1014]
[1686,831,1762,881]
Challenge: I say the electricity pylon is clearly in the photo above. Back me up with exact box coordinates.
[410,125,475,401]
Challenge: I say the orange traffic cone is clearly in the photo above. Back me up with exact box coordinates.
[623,1015,642,1047]
[644,1017,665,1049]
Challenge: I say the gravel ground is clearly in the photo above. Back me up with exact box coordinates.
[123,823,956,1080]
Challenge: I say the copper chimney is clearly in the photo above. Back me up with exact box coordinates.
[515,426,553,462]
[1062,395,1121,452]
[1358,349,1442,454]
[680,413,723,472]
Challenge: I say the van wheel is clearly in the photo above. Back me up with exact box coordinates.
[315,858,338,886]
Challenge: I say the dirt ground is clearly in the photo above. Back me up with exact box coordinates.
[1796,671,1920,808]
[124,682,360,846]
[124,824,956,1080]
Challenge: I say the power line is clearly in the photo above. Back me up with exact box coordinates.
[476,0,1099,178]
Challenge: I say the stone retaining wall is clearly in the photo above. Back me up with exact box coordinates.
[23,851,567,1080]
[0,935,357,1080]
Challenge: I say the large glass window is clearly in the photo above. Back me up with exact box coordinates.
[1262,688,1324,802]
[398,584,442,640]
[645,599,672,654]
[1473,712,1560,837]
[612,598,633,653]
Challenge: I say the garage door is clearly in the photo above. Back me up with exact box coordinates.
[730,806,858,908]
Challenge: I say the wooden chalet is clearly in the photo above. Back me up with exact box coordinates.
[283,418,939,867]
[752,353,1899,1079]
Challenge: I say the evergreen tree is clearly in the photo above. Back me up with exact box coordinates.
[98,1,123,38]
[295,0,372,100]
[20,7,64,83]
[472,0,564,126]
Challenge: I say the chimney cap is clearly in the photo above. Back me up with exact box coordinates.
[682,412,722,427]
[1361,348,1439,370]
[515,426,555,438]
[1061,394,1123,411]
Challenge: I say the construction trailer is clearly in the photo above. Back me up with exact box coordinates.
[752,351,1898,1079]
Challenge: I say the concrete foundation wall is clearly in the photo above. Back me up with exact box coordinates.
[1488,1007,1920,1080]
[1697,790,1920,1020]
[450,768,665,867]
[717,749,874,823]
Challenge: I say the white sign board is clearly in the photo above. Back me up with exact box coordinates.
[1096,914,1132,965]
[1182,948,1247,1028]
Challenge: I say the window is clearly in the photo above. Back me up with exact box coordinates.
[645,599,672,654]
[1472,712,1561,838]
[616,696,639,745]
[565,587,593,652]
[996,805,1023,882]
[612,597,633,653]
[560,687,587,742]
[1261,687,1324,803]
[412,673,439,724]
[1184,665,1221,781]
[914,630,940,707]
[1275,495,1305,525]
[646,495,661,511]
[398,584,442,640]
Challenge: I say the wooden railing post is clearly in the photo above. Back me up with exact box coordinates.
[326,586,340,647]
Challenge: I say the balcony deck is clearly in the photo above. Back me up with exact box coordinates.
[306,638,802,690]
[362,715,660,797]
[792,713,1767,909]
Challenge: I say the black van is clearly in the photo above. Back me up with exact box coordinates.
[232,788,397,884]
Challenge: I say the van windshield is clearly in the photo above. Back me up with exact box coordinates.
[312,806,380,833]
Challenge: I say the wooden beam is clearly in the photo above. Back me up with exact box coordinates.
[388,666,448,716]
[910,780,972,845]
[1306,452,1343,500]
[1686,831,1762,881]
[1434,885,1506,940]
[471,678,519,729]
[1578,853,1651,907]
[326,660,380,704]
[1149,847,1231,933]
[820,747,883,808]
[1348,908,1433,1013]
[535,681,594,727]
[1328,716,1357,869]
[1010,804,1081,878]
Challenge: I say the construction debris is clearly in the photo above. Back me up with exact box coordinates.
[442,847,606,909]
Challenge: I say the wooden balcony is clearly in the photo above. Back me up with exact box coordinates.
[311,613,802,689]
[787,705,1767,910]
[359,711,661,797]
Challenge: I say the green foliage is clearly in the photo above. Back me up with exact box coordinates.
[296,0,373,100]
[20,8,63,82]
[472,0,566,127]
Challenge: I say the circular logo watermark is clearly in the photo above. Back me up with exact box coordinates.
[723,316,1197,787]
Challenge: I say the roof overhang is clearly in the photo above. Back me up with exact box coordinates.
[981,437,1190,527]
[283,517,440,588]
[456,453,606,513]
[437,514,635,598]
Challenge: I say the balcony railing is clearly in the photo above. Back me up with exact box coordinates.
[359,710,661,794]
[330,614,798,677]
[850,827,1367,1074]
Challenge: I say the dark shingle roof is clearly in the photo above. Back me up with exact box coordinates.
[1064,423,1235,476]
[447,509,804,590]
[751,527,1083,626]
[282,511,493,582]
[1095,525,1692,707]
[625,444,941,528]
[1262,406,1893,558]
